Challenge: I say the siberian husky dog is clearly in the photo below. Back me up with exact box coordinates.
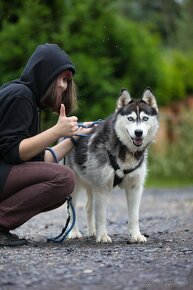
[66,88,159,243]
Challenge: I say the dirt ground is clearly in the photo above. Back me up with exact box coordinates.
[0,187,193,290]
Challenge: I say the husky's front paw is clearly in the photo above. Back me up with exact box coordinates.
[96,233,112,243]
[130,233,147,243]
[88,228,96,237]
[68,229,82,239]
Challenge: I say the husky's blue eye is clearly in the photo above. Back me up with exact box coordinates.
[143,116,149,121]
[128,117,134,121]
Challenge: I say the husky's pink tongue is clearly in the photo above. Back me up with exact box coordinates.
[133,138,143,147]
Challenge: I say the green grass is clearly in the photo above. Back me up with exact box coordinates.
[145,176,193,188]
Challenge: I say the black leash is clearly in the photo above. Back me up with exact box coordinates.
[74,120,103,137]
[45,148,76,243]
[47,196,76,243]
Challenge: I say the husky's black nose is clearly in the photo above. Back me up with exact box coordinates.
[135,129,143,137]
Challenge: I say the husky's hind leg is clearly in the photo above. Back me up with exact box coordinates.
[95,191,112,243]
[68,180,82,239]
[85,184,96,236]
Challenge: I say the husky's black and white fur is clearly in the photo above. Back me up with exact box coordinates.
[66,88,159,243]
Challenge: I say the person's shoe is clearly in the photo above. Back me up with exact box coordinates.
[0,230,28,247]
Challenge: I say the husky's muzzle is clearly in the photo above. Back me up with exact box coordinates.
[129,129,144,147]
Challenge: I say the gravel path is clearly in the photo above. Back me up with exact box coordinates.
[0,187,193,290]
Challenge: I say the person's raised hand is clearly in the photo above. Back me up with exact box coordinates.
[56,104,79,137]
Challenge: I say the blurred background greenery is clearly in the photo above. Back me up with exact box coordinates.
[0,0,193,187]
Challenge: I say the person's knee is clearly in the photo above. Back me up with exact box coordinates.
[63,166,76,195]
[54,165,75,196]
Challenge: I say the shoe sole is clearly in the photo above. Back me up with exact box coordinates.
[0,239,28,247]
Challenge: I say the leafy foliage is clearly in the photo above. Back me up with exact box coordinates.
[0,0,193,116]
[149,111,193,182]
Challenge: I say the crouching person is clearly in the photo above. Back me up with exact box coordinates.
[0,43,91,246]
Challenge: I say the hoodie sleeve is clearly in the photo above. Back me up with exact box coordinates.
[0,94,34,164]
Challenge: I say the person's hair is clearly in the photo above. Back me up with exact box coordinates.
[40,76,78,115]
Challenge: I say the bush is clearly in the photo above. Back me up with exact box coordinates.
[156,50,193,106]
[58,11,162,119]
[1,0,193,122]
[148,111,193,183]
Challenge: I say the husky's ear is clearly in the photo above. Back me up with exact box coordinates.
[142,88,158,112]
[116,89,132,112]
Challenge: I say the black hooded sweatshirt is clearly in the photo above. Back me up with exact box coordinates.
[0,43,75,192]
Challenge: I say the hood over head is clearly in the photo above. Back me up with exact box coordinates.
[19,43,75,104]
